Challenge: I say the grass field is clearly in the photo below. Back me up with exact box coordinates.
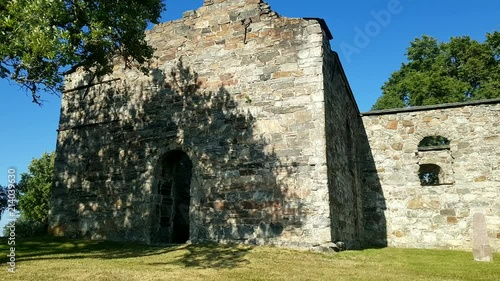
[0,237,498,281]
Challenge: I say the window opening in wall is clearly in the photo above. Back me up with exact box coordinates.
[418,136,450,151]
[419,164,441,185]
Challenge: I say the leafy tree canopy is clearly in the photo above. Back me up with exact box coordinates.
[373,31,500,110]
[0,183,18,218]
[418,135,450,148]
[17,152,55,224]
[0,185,7,216]
[0,0,165,104]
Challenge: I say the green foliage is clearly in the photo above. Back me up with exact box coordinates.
[373,31,500,110]
[0,184,18,218]
[18,152,55,224]
[419,171,440,186]
[418,136,450,147]
[0,0,165,104]
[0,185,7,216]
[3,215,47,237]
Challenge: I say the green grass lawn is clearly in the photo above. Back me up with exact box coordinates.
[0,236,498,281]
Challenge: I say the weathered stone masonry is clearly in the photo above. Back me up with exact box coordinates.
[49,0,500,251]
[361,100,500,251]
[49,0,364,248]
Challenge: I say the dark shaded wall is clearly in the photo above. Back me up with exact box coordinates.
[322,46,366,248]
[357,123,387,247]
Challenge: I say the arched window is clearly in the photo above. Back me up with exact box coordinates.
[419,164,441,185]
[418,136,450,151]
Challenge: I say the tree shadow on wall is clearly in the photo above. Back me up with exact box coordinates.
[50,59,307,267]
[145,59,307,246]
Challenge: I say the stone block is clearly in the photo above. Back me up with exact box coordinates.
[473,213,493,262]
[385,120,398,130]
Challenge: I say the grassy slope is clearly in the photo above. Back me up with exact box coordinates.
[0,237,498,281]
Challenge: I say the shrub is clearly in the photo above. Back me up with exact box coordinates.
[3,216,47,238]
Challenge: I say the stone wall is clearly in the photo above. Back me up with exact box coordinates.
[361,100,500,251]
[48,0,499,252]
[323,47,364,247]
[49,0,355,248]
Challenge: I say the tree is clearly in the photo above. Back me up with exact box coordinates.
[17,152,55,225]
[0,0,165,104]
[373,31,500,110]
[0,185,7,216]
[0,183,19,218]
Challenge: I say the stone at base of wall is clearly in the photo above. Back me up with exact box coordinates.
[473,245,494,262]
[189,238,364,253]
[312,241,346,253]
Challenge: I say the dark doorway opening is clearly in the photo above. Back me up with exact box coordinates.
[152,150,192,243]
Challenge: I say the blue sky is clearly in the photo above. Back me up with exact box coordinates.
[0,0,499,188]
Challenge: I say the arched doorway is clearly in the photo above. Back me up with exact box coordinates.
[152,150,192,243]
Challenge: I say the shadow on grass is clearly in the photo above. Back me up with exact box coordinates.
[150,243,252,269]
[0,236,251,269]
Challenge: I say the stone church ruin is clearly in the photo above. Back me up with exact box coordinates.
[49,0,500,252]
